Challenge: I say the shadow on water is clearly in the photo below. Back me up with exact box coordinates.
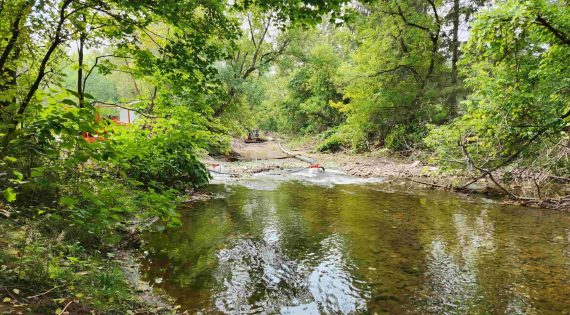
[140,174,570,314]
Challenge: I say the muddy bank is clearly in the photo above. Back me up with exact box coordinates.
[207,140,460,182]
[115,250,179,315]
[205,140,570,211]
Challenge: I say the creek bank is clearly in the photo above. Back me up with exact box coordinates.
[0,215,182,315]
[206,140,570,211]
[115,249,179,315]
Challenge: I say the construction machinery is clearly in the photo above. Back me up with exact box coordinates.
[245,129,263,143]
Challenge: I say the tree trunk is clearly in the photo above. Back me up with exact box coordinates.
[0,0,34,73]
[77,13,87,107]
[449,0,460,116]
[0,0,34,110]
[1,0,72,150]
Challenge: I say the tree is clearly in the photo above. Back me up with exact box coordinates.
[426,0,569,197]
[272,25,345,135]
[332,0,449,151]
[0,0,238,148]
[213,8,291,120]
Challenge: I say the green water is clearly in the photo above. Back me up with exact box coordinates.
[141,181,570,314]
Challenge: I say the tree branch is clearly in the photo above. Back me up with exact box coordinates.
[91,101,160,119]
[0,0,34,72]
[458,107,570,194]
[458,138,519,199]
[341,64,421,85]
[396,5,430,32]
[83,54,131,93]
[535,15,570,46]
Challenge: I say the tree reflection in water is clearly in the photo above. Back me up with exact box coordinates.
[140,181,570,314]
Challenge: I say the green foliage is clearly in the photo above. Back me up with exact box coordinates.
[317,129,346,153]
[3,187,16,202]
[256,26,346,136]
[62,57,120,103]
[385,125,426,152]
[0,0,568,311]
[332,1,451,151]
[252,1,464,152]
[0,222,146,314]
[233,0,355,26]
[111,111,212,190]
[0,0,377,312]
[283,42,345,133]
[426,0,569,174]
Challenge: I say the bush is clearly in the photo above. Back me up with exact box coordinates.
[317,130,345,152]
[385,125,425,152]
[110,109,212,189]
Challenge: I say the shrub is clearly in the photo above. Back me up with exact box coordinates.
[317,130,345,152]
[385,125,425,152]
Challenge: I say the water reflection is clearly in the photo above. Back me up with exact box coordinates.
[308,234,368,314]
[141,181,570,314]
[424,239,480,313]
[210,200,369,313]
[421,209,497,313]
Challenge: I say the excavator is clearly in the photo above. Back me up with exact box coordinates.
[245,129,264,143]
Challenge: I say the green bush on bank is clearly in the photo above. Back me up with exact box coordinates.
[0,97,213,313]
[317,128,346,153]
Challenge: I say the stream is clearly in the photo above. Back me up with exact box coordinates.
[140,170,570,314]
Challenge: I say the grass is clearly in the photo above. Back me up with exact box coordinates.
[0,219,169,314]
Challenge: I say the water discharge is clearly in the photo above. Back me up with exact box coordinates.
[140,171,570,314]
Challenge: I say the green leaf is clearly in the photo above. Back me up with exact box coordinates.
[31,168,44,177]
[61,99,77,106]
[59,196,79,207]
[67,256,80,263]
[12,170,23,181]
[3,188,17,203]
[66,89,81,98]
[3,156,17,163]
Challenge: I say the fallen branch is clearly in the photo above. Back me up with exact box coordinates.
[409,176,570,211]
[277,141,316,164]
[548,175,570,183]
[91,101,161,119]
[1,286,16,300]
[406,178,448,189]
[27,286,58,299]
[461,108,570,191]
[458,138,520,199]
[509,195,570,211]
[0,208,10,218]
[59,300,73,315]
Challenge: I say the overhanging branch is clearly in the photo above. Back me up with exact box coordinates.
[535,15,570,46]
[91,101,160,119]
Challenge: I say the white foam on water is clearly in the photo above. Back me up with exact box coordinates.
[280,302,320,315]
[209,168,384,191]
[288,168,384,186]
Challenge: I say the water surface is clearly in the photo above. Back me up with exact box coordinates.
[141,176,570,314]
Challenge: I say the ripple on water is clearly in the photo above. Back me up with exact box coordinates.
[210,231,369,314]
[141,180,570,314]
[307,234,369,314]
